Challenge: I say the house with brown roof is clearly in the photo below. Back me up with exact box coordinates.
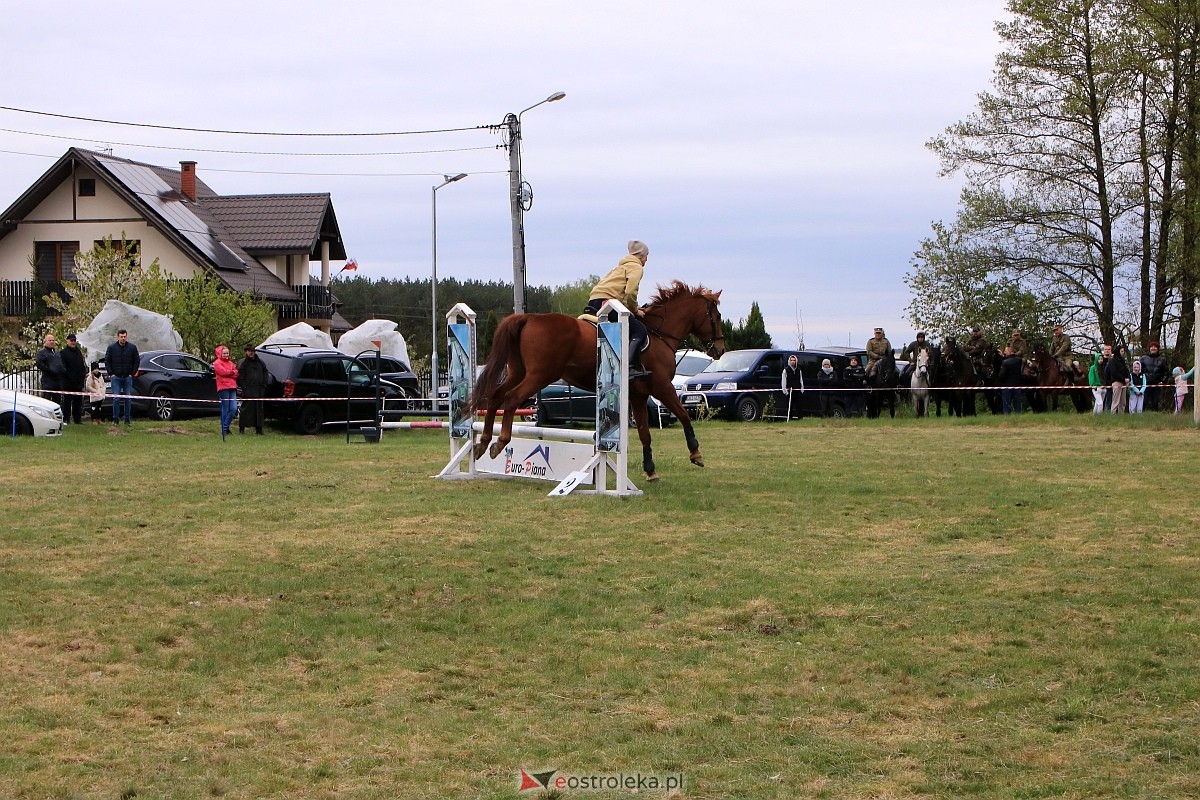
[0,147,351,332]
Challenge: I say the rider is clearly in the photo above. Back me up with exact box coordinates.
[1049,324,1072,373]
[898,332,932,380]
[865,327,892,379]
[1007,327,1029,360]
[964,327,989,358]
[586,240,650,379]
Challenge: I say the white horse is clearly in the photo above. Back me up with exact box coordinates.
[911,349,931,418]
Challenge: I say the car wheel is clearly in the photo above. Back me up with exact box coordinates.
[296,402,324,435]
[535,403,549,427]
[151,389,176,421]
[735,395,760,422]
[829,404,847,419]
[0,413,34,436]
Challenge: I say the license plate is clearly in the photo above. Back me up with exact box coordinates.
[683,394,703,404]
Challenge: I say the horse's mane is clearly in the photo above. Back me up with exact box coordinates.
[647,280,721,306]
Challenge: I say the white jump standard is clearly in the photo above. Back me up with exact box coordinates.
[435,301,641,496]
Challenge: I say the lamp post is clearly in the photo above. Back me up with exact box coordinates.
[432,173,467,404]
[505,91,566,314]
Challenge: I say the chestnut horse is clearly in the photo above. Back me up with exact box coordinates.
[470,281,724,481]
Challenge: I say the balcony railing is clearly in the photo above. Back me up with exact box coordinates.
[1,279,334,321]
[278,284,334,321]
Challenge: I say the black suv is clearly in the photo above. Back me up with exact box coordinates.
[254,345,407,434]
[354,354,420,399]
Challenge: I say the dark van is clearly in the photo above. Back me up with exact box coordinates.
[679,346,868,421]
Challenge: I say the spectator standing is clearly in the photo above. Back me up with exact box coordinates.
[34,333,65,408]
[60,333,88,425]
[236,344,269,435]
[998,346,1024,414]
[212,345,239,441]
[1128,361,1147,414]
[842,356,866,418]
[1105,344,1130,414]
[85,362,106,425]
[1173,366,1195,414]
[104,329,140,426]
[816,358,839,417]
[781,354,804,420]
[1088,352,1106,414]
[1139,341,1169,411]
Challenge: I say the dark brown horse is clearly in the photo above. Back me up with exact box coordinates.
[470,281,725,481]
[1026,345,1088,412]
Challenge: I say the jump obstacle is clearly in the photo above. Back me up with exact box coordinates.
[433,301,642,497]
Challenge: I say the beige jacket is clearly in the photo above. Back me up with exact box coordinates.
[590,255,644,312]
[85,371,106,403]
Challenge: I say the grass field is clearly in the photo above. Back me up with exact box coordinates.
[1,413,1198,799]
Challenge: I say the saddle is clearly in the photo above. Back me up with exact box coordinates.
[577,313,599,324]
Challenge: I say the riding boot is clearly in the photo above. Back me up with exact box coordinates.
[628,355,650,380]
[628,335,650,379]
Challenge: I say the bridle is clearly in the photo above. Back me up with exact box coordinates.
[642,298,724,355]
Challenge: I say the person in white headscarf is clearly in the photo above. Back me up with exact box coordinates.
[587,240,650,378]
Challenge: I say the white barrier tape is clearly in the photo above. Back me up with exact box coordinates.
[678,383,1188,394]
[23,389,401,405]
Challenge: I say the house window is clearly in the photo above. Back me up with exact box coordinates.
[94,239,141,259]
[34,241,81,284]
[78,178,96,197]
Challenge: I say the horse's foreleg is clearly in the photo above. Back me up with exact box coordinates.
[623,401,656,480]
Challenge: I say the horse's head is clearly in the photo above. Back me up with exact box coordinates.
[646,281,725,358]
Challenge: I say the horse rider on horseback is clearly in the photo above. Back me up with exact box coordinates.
[1007,328,1029,360]
[865,327,892,378]
[964,326,990,374]
[1049,324,1073,374]
[586,240,650,378]
[898,332,932,380]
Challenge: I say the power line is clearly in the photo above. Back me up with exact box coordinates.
[0,104,496,137]
[0,127,499,157]
[0,146,507,178]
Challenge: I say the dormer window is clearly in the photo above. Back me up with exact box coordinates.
[78,179,96,197]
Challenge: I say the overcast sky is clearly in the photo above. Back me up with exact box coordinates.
[1,1,1007,350]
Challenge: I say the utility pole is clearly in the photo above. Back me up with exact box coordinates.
[503,92,565,314]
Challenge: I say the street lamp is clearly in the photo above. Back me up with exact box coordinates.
[432,173,467,404]
[505,91,566,314]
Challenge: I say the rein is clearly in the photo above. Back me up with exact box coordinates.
[641,299,724,353]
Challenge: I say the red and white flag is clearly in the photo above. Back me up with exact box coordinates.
[339,258,358,273]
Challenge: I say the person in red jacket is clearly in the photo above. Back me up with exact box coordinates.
[212,345,239,440]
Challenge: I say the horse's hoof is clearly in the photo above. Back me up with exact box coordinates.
[472,443,487,461]
[646,472,661,482]
[690,454,705,467]
[488,441,505,459]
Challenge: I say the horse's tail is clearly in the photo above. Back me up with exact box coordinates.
[469,314,527,411]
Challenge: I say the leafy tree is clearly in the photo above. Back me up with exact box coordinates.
[161,275,276,358]
[906,221,1060,348]
[547,276,600,315]
[722,302,774,350]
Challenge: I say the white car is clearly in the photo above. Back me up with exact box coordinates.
[672,349,715,392]
[0,390,65,437]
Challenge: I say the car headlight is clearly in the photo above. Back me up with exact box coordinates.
[714,382,737,391]
[30,406,56,420]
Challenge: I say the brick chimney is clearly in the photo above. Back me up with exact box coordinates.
[179,161,197,201]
